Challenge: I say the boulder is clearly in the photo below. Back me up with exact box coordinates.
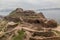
[16,8,23,13]
[45,19,57,28]
[4,22,18,32]
[7,22,18,26]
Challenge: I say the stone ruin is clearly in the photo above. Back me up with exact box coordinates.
[0,8,60,40]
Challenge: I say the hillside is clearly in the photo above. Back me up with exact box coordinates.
[0,8,60,40]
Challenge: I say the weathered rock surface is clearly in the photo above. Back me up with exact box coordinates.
[0,8,59,40]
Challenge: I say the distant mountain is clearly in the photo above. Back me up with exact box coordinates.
[37,8,60,11]
[0,9,13,12]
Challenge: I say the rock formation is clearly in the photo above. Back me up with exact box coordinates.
[0,8,59,40]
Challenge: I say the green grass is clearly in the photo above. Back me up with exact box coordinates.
[13,30,25,40]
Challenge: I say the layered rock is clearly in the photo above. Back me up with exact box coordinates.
[0,8,59,40]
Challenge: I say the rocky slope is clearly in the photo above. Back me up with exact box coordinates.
[0,8,59,40]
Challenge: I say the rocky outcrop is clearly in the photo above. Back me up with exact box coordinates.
[16,8,23,13]
[45,19,57,28]
[0,8,59,40]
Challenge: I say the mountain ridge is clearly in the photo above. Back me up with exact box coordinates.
[37,8,60,11]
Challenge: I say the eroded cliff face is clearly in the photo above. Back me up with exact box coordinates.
[0,8,59,40]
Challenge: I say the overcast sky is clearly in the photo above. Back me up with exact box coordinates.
[0,0,60,10]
